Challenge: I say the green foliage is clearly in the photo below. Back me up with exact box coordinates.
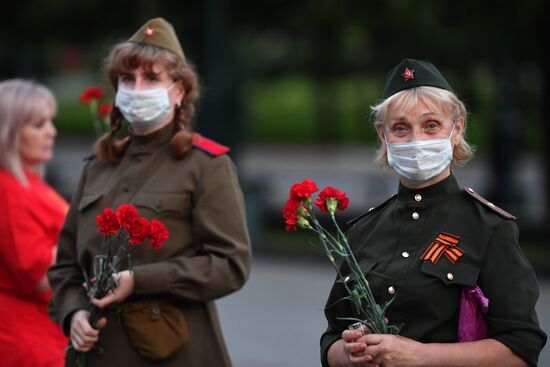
[55,101,95,135]
[243,75,383,144]
[244,76,316,143]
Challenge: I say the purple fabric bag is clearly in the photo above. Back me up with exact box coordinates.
[458,285,490,342]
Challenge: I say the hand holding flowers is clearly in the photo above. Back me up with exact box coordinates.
[283,179,399,335]
[72,204,169,366]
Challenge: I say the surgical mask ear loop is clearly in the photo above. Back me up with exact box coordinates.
[449,123,456,141]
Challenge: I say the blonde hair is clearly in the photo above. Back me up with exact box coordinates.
[96,42,200,164]
[0,79,57,185]
[371,86,474,168]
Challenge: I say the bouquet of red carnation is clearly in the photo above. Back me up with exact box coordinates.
[79,86,113,138]
[283,179,399,335]
[74,204,169,367]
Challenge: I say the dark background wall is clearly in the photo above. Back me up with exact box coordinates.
[2,0,549,267]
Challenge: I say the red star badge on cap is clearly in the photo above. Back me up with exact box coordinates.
[402,67,414,82]
[145,27,154,37]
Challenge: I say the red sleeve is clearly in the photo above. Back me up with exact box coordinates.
[0,178,54,294]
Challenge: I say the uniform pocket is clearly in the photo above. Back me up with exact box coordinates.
[78,192,103,211]
[134,193,191,218]
[420,260,479,286]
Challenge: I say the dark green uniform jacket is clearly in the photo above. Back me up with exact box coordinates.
[48,123,251,366]
[321,174,546,366]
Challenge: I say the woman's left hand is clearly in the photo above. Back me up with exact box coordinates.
[363,334,424,367]
[90,270,135,309]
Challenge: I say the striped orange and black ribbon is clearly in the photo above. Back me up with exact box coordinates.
[420,232,463,264]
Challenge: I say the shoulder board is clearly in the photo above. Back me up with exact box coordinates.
[83,153,97,161]
[463,187,517,220]
[191,134,230,157]
[347,193,398,227]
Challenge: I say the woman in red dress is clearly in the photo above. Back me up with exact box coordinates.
[0,79,68,366]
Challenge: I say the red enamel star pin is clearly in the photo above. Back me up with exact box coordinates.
[402,67,414,82]
[145,27,154,37]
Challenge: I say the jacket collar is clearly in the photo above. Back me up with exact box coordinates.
[396,173,460,207]
[127,123,174,156]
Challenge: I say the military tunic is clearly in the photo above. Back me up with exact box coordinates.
[48,123,251,366]
[321,174,546,366]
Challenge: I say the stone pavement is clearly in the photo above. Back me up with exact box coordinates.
[218,256,550,367]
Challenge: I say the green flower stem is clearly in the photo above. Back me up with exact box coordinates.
[329,216,380,320]
[309,208,390,334]
[88,100,103,138]
[311,219,356,299]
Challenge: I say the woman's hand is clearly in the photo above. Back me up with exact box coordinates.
[69,310,107,352]
[90,270,135,309]
[327,329,379,367]
[363,334,423,367]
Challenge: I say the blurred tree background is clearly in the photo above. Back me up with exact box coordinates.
[2,0,549,270]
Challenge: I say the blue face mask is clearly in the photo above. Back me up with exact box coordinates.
[386,126,455,184]
[115,84,175,132]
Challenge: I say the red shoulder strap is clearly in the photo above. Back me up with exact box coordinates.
[191,134,230,157]
[463,187,517,220]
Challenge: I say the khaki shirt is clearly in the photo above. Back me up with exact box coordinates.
[48,123,251,366]
[321,174,546,366]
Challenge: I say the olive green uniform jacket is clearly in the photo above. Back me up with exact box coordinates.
[321,174,546,366]
[48,124,251,366]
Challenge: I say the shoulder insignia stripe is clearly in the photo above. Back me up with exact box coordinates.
[192,134,230,157]
[347,193,398,227]
[463,187,517,220]
[83,152,97,161]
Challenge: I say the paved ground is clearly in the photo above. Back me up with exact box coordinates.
[217,256,550,367]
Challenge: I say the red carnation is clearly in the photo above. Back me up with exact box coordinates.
[127,217,151,245]
[290,179,319,202]
[315,186,350,213]
[116,204,139,232]
[149,219,169,249]
[80,87,104,104]
[95,208,120,235]
[282,199,300,232]
[98,103,113,118]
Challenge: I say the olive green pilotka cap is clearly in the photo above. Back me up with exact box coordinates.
[382,58,453,99]
[128,17,185,60]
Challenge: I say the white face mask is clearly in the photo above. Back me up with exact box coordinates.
[386,126,455,184]
[115,84,175,132]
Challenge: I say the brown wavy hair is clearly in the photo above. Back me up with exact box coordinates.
[95,43,200,164]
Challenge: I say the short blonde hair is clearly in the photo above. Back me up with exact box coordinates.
[0,79,57,184]
[371,86,474,168]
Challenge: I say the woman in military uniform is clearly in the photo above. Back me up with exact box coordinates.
[48,18,251,366]
[321,59,546,366]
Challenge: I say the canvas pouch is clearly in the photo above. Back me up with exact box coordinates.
[121,299,189,360]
